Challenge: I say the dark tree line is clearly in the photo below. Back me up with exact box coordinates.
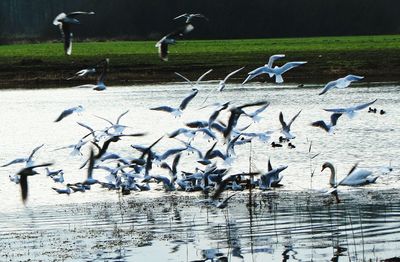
[0,0,399,42]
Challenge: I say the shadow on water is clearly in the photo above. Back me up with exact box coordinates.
[1,192,400,261]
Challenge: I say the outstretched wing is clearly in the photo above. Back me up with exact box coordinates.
[279,61,307,74]
[179,89,199,110]
[353,99,377,111]
[319,80,337,95]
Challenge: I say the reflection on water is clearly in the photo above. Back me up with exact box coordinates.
[1,192,400,261]
[0,83,400,260]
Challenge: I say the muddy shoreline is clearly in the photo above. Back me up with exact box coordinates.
[1,50,399,88]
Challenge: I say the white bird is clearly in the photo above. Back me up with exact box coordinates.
[243,54,307,84]
[279,110,302,139]
[319,75,364,95]
[54,105,84,122]
[311,113,343,134]
[173,13,209,24]
[53,11,95,55]
[175,69,213,88]
[323,99,377,119]
[150,88,199,117]
[321,162,378,187]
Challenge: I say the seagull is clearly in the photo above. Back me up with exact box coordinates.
[67,68,96,80]
[2,144,44,168]
[243,55,307,84]
[201,67,244,105]
[93,110,130,135]
[279,110,302,139]
[319,75,364,95]
[77,59,109,91]
[323,99,377,119]
[53,11,95,55]
[175,69,213,88]
[259,159,288,190]
[156,24,194,61]
[311,113,343,134]
[16,163,53,204]
[173,13,209,24]
[150,88,199,117]
[54,105,84,122]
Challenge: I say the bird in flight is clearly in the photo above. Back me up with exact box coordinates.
[53,11,95,55]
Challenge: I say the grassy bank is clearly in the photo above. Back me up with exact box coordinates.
[0,35,399,87]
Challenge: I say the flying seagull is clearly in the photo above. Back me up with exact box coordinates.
[311,113,343,134]
[55,105,84,122]
[323,99,377,119]
[150,88,199,117]
[319,75,364,95]
[243,54,307,84]
[279,110,302,139]
[156,24,194,61]
[173,13,209,24]
[53,11,95,55]
[16,163,53,204]
[2,144,45,168]
[77,58,109,91]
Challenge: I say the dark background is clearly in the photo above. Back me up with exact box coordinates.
[0,0,399,42]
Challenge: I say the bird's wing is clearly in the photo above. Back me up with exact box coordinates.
[279,61,307,74]
[323,107,347,113]
[345,75,364,82]
[330,113,343,126]
[179,89,199,110]
[1,158,27,167]
[150,106,176,113]
[319,80,337,95]
[19,174,28,203]
[353,99,377,111]
[267,54,285,68]
[77,121,94,133]
[67,11,95,17]
[93,114,114,125]
[268,158,272,171]
[28,144,45,160]
[311,120,330,132]
[116,110,129,125]
[287,110,302,128]
[223,67,245,82]
[53,13,66,25]
[97,58,109,84]
[196,69,213,85]
[279,112,287,129]
[158,41,169,61]
[62,23,72,56]
[173,13,188,20]
[174,72,194,86]
[55,108,73,122]
[87,148,95,179]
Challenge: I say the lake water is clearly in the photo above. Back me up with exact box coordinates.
[0,82,399,261]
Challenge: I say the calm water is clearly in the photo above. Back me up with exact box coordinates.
[0,82,399,260]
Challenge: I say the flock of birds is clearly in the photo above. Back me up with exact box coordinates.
[2,11,394,208]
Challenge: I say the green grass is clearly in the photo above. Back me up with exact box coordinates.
[0,34,399,60]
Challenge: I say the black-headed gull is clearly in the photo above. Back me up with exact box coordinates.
[319,75,364,95]
[323,99,377,119]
